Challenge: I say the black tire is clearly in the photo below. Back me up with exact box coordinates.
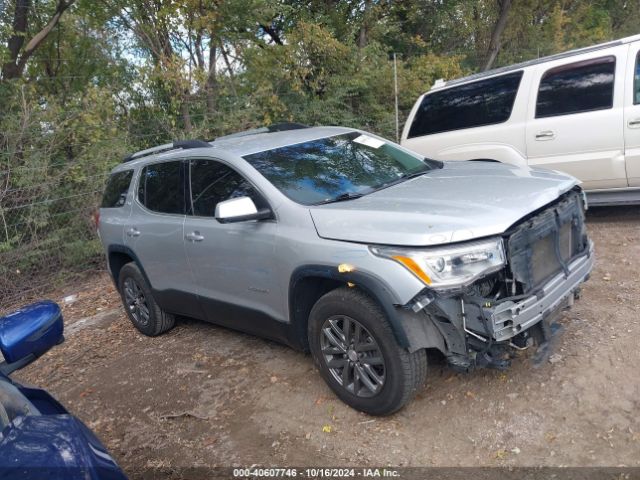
[118,262,175,336]
[308,287,427,416]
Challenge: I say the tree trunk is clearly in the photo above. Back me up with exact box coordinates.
[2,0,31,79]
[206,42,217,116]
[357,0,371,48]
[482,0,512,71]
[181,96,193,133]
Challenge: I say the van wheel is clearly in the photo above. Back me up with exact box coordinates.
[118,263,175,336]
[308,287,427,416]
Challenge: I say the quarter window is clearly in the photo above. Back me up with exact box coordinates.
[101,170,133,208]
[407,71,523,138]
[138,161,185,214]
[189,160,259,217]
[535,56,616,118]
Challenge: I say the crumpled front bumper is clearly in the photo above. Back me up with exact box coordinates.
[489,241,594,342]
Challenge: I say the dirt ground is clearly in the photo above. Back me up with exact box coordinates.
[12,206,640,478]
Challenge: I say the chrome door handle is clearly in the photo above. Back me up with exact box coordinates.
[535,130,555,140]
[185,231,205,242]
[126,227,140,237]
[628,118,640,128]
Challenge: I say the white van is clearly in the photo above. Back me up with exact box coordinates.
[401,34,640,205]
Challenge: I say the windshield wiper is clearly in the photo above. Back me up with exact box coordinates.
[369,165,436,193]
[313,192,365,205]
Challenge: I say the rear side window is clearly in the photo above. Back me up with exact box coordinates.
[536,56,615,118]
[635,51,640,105]
[138,161,185,214]
[407,71,523,138]
[189,159,259,217]
[101,170,133,208]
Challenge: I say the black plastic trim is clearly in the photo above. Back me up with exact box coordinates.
[289,265,411,349]
[123,139,212,163]
[106,245,151,288]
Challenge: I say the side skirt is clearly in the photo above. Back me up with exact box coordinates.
[152,289,302,350]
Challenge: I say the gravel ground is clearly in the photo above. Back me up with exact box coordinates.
[13,206,640,478]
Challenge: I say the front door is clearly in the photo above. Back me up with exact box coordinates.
[526,47,627,190]
[182,158,284,327]
[624,44,640,187]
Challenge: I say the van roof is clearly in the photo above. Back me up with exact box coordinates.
[431,33,640,91]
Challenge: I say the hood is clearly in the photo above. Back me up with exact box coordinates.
[309,161,579,246]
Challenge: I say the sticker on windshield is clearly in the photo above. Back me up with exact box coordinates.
[353,134,385,149]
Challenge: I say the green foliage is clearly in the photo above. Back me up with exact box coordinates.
[0,0,637,305]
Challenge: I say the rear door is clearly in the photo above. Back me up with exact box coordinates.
[99,169,134,247]
[525,47,627,189]
[182,158,284,325]
[126,160,200,317]
[624,43,640,187]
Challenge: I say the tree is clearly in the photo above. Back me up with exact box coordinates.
[482,0,512,71]
[1,0,76,80]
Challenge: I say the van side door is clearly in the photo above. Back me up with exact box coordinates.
[525,46,627,190]
[624,43,640,187]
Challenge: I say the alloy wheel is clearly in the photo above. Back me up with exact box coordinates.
[123,277,150,327]
[320,315,386,397]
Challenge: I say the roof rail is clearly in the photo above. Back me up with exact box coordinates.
[213,122,309,142]
[267,122,309,132]
[435,36,629,90]
[123,139,212,163]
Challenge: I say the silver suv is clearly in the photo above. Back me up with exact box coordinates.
[98,124,594,415]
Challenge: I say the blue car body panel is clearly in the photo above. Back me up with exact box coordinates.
[0,301,63,364]
[0,301,128,479]
[0,415,127,480]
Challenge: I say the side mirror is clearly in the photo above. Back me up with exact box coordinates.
[0,301,64,375]
[215,196,272,224]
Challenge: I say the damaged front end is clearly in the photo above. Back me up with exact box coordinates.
[397,188,594,371]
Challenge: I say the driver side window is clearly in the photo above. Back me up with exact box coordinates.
[188,159,259,217]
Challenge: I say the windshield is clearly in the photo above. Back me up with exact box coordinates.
[243,132,431,205]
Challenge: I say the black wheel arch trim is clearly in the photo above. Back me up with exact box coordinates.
[107,244,153,291]
[289,265,411,349]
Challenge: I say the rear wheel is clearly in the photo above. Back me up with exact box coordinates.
[118,263,175,336]
[308,287,427,415]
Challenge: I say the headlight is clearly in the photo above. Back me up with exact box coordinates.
[370,237,505,291]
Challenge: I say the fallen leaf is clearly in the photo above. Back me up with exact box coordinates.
[322,425,332,433]
[494,449,507,459]
[79,388,94,398]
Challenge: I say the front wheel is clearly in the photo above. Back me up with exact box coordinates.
[308,287,427,416]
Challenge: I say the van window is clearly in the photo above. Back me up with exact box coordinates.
[101,170,133,208]
[138,161,185,214]
[189,160,259,217]
[536,56,615,118]
[407,71,523,138]
[635,51,640,105]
